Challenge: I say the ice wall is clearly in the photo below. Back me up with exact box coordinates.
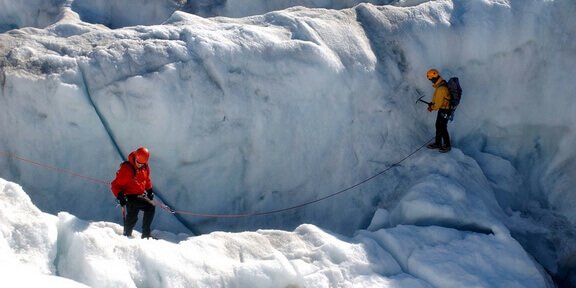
[1,0,576,285]
[0,0,574,244]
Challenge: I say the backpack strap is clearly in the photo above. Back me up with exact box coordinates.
[438,80,450,107]
[120,161,136,178]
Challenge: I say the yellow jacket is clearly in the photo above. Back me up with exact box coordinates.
[431,77,451,110]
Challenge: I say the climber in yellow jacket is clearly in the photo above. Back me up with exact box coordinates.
[425,69,451,152]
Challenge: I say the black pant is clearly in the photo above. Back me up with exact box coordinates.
[124,196,155,238]
[435,109,451,147]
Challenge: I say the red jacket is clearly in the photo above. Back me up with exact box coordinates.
[111,151,153,197]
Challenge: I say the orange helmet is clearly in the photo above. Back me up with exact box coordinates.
[134,147,150,164]
[426,69,440,80]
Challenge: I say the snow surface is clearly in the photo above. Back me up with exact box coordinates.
[0,178,547,287]
[1,0,575,287]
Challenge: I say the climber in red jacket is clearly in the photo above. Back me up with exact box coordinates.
[111,147,155,239]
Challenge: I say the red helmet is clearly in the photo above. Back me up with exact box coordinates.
[134,147,150,164]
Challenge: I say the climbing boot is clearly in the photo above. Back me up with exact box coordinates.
[427,143,442,149]
[439,146,451,153]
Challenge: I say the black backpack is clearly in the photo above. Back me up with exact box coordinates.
[445,77,462,120]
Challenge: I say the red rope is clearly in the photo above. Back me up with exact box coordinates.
[1,138,432,219]
[0,151,110,186]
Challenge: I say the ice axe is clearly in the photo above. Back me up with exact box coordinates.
[416,95,431,106]
[414,89,432,106]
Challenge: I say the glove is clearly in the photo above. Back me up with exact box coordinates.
[146,188,154,200]
[427,103,433,112]
[117,192,127,206]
